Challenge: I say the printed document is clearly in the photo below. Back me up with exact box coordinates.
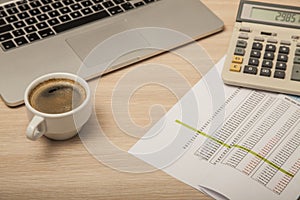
[129,57,300,200]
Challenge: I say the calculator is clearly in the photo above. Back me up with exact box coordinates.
[222,0,300,96]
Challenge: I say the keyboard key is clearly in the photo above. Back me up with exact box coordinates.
[260,68,271,77]
[1,40,16,50]
[121,2,133,10]
[291,64,300,81]
[25,17,38,25]
[48,10,60,18]
[264,52,275,60]
[92,0,104,3]
[62,0,74,5]
[70,3,82,10]
[244,65,257,75]
[0,32,13,41]
[4,3,16,9]
[14,36,28,46]
[40,5,52,12]
[12,29,25,37]
[6,15,18,23]
[17,0,28,5]
[81,0,93,7]
[113,0,124,4]
[0,24,14,34]
[47,18,60,26]
[59,14,71,22]
[265,44,276,52]
[102,1,114,8]
[134,1,145,7]
[24,25,37,33]
[41,0,52,4]
[70,11,82,18]
[92,4,104,11]
[250,50,261,58]
[276,62,287,70]
[51,1,64,9]
[18,12,30,19]
[81,7,93,15]
[36,22,48,29]
[38,28,55,38]
[0,10,8,18]
[7,7,19,15]
[144,0,155,3]
[0,19,6,26]
[29,8,41,16]
[262,60,273,68]
[37,13,49,21]
[274,70,285,79]
[30,1,42,8]
[26,32,41,42]
[277,54,288,62]
[248,58,259,66]
[54,10,109,33]
[252,42,263,50]
[108,6,123,15]
[59,7,71,14]
[18,4,30,11]
[13,21,26,28]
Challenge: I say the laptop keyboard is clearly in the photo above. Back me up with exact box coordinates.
[0,0,158,51]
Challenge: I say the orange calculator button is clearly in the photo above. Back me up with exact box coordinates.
[230,63,241,72]
[232,55,243,64]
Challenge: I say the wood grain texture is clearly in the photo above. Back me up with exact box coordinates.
[1,0,299,199]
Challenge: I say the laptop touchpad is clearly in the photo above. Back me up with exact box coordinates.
[66,20,149,69]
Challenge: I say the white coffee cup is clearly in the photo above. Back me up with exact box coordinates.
[24,72,92,141]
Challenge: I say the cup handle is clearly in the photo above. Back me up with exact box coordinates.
[26,116,46,141]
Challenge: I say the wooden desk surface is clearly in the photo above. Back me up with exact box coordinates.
[1,0,299,199]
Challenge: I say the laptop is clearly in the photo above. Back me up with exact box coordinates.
[0,0,224,107]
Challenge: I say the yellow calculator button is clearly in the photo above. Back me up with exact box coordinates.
[232,56,243,64]
[230,63,241,72]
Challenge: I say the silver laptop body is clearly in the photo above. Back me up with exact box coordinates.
[0,0,224,106]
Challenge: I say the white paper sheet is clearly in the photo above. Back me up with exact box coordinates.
[129,57,300,200]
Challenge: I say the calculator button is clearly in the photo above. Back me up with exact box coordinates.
[277,54,288,62]
[230,63,241,72]
[280,40,291,46]
[274,71,285,79]
[294,56,300,64]
[267,38,278,44]
[239,27,251,32]
[279,46,290,54]
[297,43,300,48]
[238,33,249,40]
[234,47,245,56]
[291,64,300,81]
[248,58,259,66]
[244,65,258,75]
[254,36,264,42]
[260,68,271,77]
[295,49,300,56]
[232,55,243,64]
[236,40,247,48]
[265,44,276,52]
[250,50,261,58]
[262,60,273,68]
[264,52,275,60]
[276,62,287,70]
[252,42,263,50]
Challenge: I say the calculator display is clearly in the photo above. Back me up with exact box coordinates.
[251,7,300,26]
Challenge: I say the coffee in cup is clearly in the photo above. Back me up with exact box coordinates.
[29,78,86,114]
[24,73,92,141]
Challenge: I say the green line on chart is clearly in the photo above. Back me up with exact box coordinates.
[175,120,294,178]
